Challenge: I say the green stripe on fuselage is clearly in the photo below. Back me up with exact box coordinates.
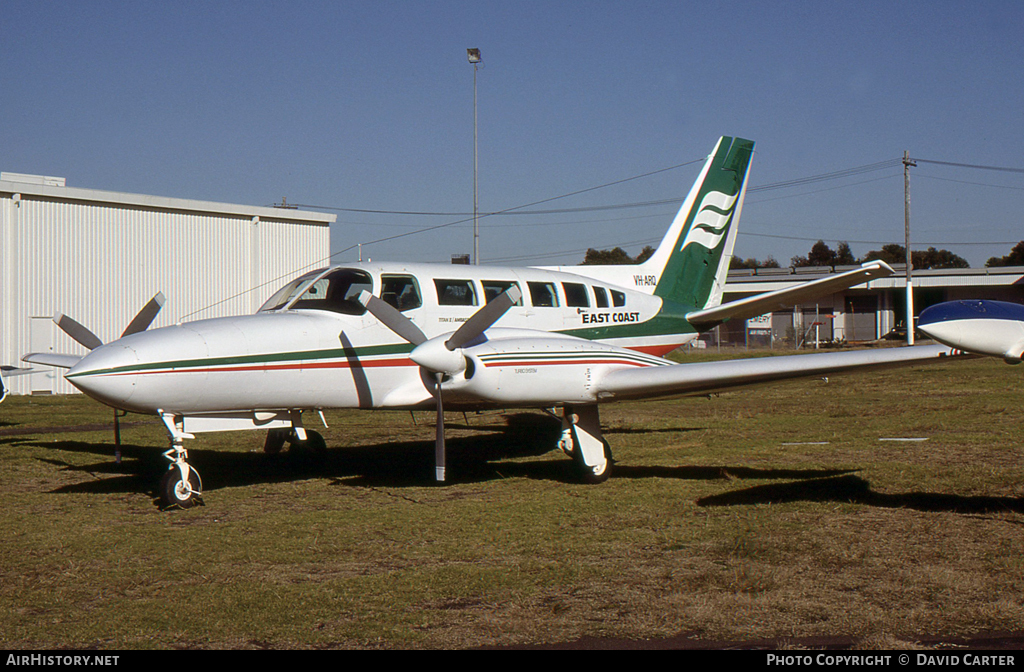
[66,342,415,378]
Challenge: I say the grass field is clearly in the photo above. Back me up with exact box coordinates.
[1,351,1022,649]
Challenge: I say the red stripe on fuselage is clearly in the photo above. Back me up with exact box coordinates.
[95,357,416,377]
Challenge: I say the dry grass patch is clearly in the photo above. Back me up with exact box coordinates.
[1,355,1023,648]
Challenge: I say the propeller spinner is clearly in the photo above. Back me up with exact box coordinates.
[357,286,522,482]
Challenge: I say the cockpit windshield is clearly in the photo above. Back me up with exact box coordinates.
[258,268,373,315]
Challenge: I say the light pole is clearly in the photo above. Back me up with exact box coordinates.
[903,151,916,345]
[467,48,481,265]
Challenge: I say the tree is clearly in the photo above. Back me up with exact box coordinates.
[835,242,856,265]
[914,247,969,270]
[731,256,781,270]
[861,243,969,269]
[860,243,906,265]
[582,247,652,265]
[791,240,855,267]
[807,240,837,266]
[986,241,1024,267]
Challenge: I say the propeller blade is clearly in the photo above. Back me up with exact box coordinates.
[446,285,522,351]
[357,291,428,346]
[122,292,166,337]
[53,313,104,350]
[434,372,446,482]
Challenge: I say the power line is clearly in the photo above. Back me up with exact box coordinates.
[291,159,909,218]
[320,153,1021,261]
[738,231,1020,246]
[911,158,1024,174]
[288,157,705,217]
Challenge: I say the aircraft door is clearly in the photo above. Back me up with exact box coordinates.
[29,317,54,394]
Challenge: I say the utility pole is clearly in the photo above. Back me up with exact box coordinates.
[903,151,917,345]
[467,48,482,265]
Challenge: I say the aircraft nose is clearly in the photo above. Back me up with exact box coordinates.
[66,342,141,409]
[917,320,961,347]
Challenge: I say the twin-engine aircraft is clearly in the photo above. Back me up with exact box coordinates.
[24,137,962,508]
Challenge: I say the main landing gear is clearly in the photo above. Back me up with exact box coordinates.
[263,427,327,455]
[558,404,613,484]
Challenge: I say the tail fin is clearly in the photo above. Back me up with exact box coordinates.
[640,136,755,310]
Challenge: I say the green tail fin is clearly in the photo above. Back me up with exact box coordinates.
[642,136,755,310]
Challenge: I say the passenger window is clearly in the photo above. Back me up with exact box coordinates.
[435,279,477,306]
[380,275,422,312]
[562,282,589,308]
[527,281,559,307]
[611,290,626,307]
[482,280,523,305]
[593,286,609,308]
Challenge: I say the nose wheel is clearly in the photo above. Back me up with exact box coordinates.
[158,412,203,509]
[159,459,203,509]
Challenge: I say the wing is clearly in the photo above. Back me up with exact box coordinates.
[687,261,892,329]
[595,344,962,401]
[1,365,43,403]
[22,353,84,369]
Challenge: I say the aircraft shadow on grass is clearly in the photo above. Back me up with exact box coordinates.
[697,474,1024,515]
[17,413,1022,515]
[18,415,841,503]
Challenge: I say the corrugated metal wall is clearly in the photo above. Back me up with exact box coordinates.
[2,188,331,395]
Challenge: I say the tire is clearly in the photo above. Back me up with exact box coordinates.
[288,430,327,450]
[264,428,289,454]
[159,467,203,509]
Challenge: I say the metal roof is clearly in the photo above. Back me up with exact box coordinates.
[0,175,335,226]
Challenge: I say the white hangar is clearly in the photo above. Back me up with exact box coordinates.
[1,172,335,395]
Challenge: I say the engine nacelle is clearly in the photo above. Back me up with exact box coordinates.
[442,335,663,405]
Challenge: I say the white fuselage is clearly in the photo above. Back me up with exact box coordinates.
[64,262,691,416]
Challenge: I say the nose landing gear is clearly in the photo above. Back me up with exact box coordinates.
[158,412,203,509]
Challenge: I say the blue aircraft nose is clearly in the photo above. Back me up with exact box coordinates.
[920,300,1024,326]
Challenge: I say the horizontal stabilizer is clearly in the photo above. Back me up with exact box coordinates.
[687,261,893,328]
[1,366,36,377]
[596,344,962,401]
[22,353,83,369]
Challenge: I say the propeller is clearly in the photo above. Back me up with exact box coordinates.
[358,286,522,482]
[52,292,167,461]
[54,292,166,350]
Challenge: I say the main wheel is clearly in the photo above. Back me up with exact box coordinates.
[264,428,289,454]
[288,429,327,453]
[159,467,203,509]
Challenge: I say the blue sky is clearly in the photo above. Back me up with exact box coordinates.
[3,1,1022,269]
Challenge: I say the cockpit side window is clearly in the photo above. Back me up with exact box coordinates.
[264,268,373,315]
[258,269,327,312]
[380,275,422,312]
